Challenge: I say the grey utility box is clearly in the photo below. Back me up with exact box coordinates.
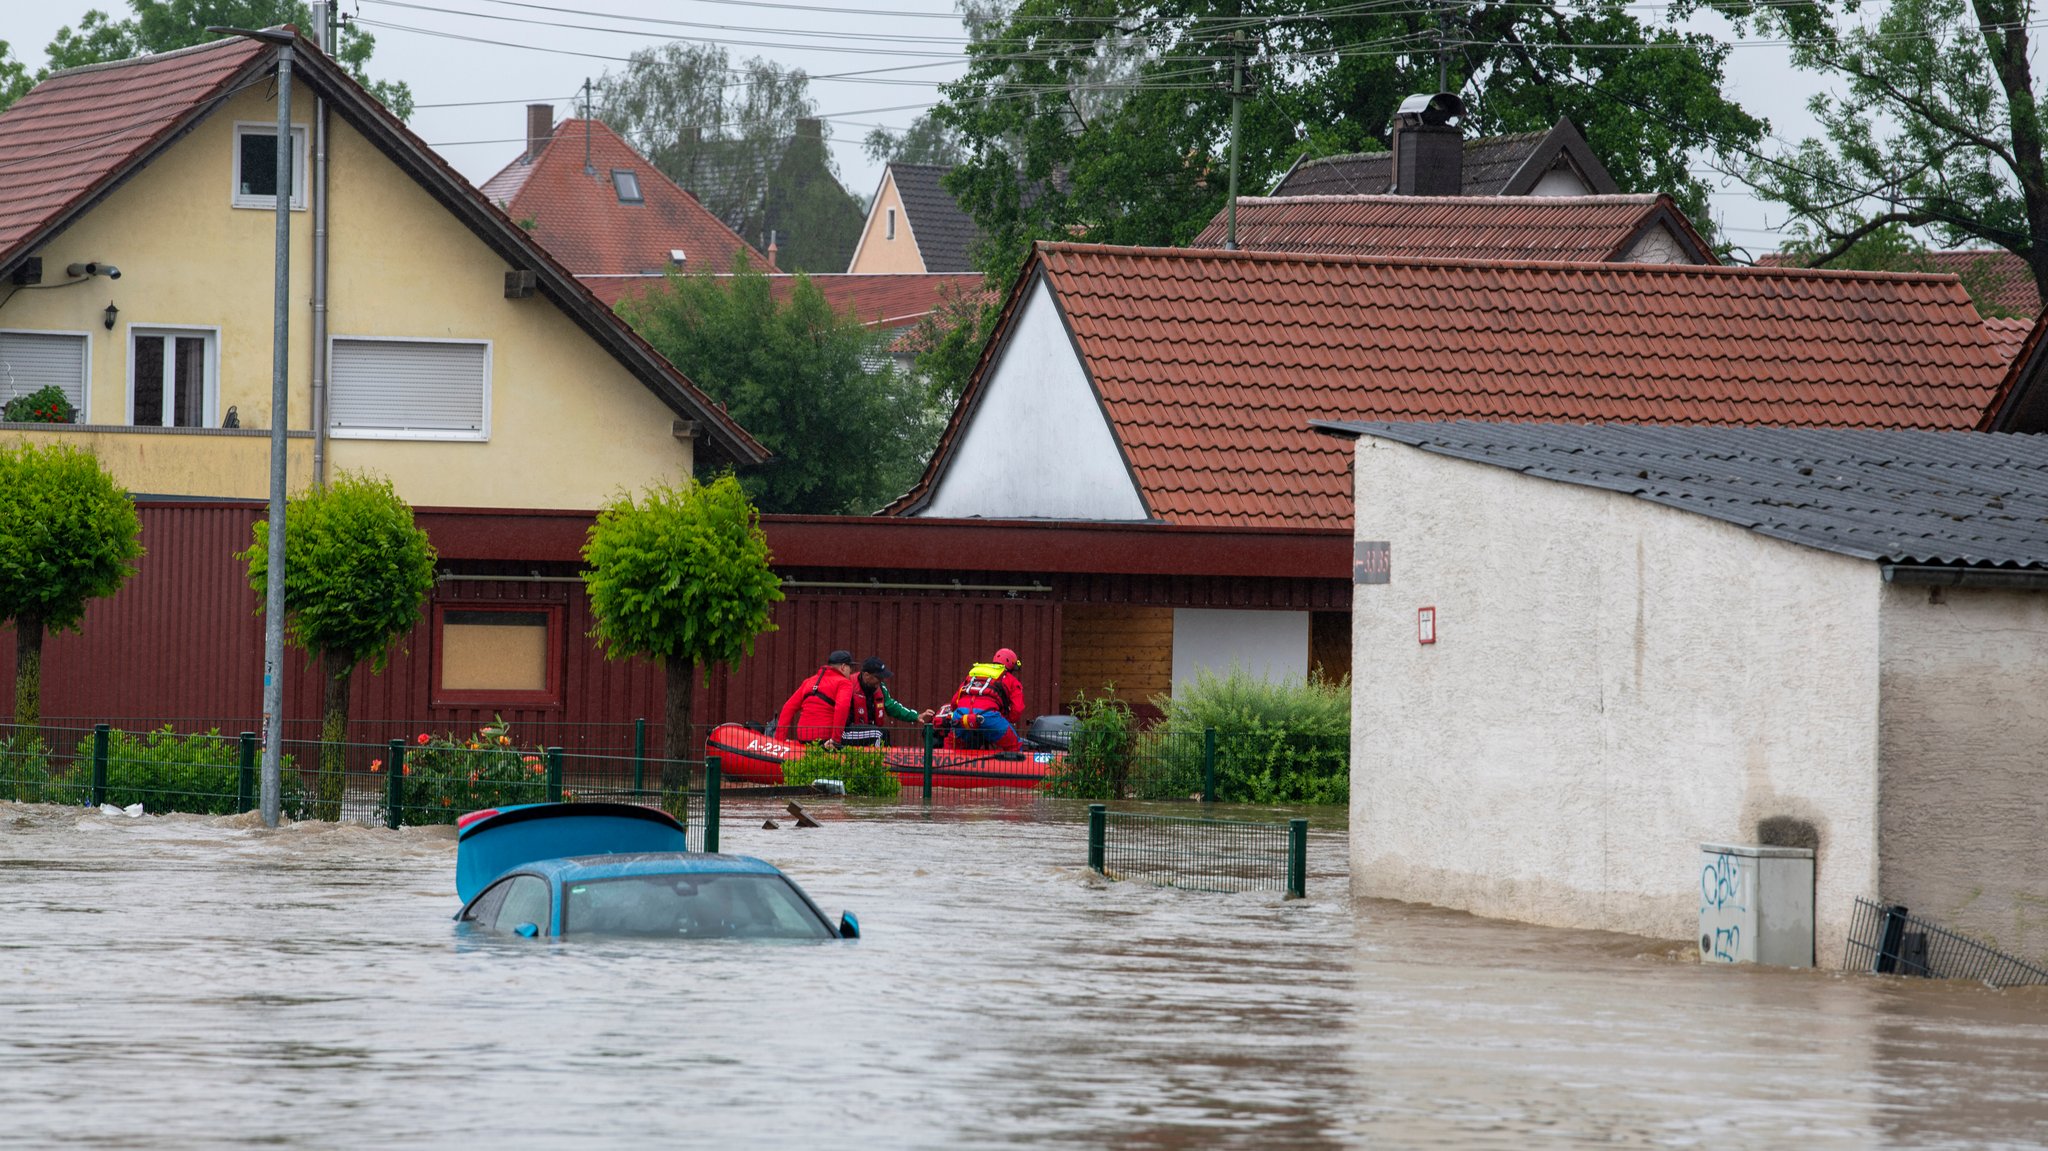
[1698,843,1815,968]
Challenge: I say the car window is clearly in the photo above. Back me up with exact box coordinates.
[463,878,512,924]
[562,873,832,940]
[492,874,552,935]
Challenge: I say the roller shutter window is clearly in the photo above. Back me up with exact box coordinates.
[0,332,87,415]
[329,338,488,438]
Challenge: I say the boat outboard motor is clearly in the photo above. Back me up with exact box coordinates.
[1025,715,1080,752]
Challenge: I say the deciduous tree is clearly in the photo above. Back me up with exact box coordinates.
[0,443,143,742]
[581,475,783,768]
[620,260,936,514]
[937,0,1764,286]
[1701,0,2048,311]
[241,472,436,819]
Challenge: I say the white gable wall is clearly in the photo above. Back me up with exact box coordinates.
[1530,167,1592,195]
[1620,223,1695,265]
[1349,437,1882,959]
[920,277,1148,520]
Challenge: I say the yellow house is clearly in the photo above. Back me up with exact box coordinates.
[0,33,766,508]
[845,163,981,275]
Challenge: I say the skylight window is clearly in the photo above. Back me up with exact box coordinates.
[611,169,643,204]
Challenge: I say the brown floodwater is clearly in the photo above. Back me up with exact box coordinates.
[2,797,2045,1149]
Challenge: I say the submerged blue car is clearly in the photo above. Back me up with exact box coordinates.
[454,802,858,941]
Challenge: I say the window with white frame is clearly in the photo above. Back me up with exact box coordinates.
[233,123,308,210]
[329,337,489,439]
[0,331,89,419]
[129,328,215,428]
[886,207,896,240]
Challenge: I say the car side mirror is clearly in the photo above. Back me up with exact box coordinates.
[513,923,540,938]
[839,911,860,940]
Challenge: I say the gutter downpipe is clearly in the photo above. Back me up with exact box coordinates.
[1881,564,2048,590]
[310,2,331,486]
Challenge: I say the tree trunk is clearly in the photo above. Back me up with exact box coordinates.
[661,655,696,824]
[316,650,353,822]
[1970,0,2048,306]
[13,616,42,745]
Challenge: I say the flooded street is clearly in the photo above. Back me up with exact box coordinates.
[4,798,2048,1149]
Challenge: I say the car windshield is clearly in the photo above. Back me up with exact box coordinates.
[560,872,834,940]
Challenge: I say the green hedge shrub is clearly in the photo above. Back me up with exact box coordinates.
[782,745,900,799]
[0,734,76,804]
[1151,668,1350,805]
[65,726,310,817]
[1040,691,1137,800]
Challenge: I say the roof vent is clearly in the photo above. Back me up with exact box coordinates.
[1390,92,1466,196]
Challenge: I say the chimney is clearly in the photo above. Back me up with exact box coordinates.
[766,231,780,271]
[526,104,554,163]
[1389,92,1466,196]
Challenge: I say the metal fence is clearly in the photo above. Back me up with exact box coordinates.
[1843,898,2048,987]
[1086,804,1308,898]
[0,721,728,851]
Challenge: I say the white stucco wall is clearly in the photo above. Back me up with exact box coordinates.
[1349,439,1882,957]
[1878,584,2048,963]
[1171,609,1310,690]
[918,278,1148,520]
[1619,223,1694,265]
[1530,167,1592,195]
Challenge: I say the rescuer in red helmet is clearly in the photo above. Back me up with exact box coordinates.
[927,647,1026,751]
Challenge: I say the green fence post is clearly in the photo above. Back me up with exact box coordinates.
[704,755,721,854]
[1202,727,1218,803]
[1088,803,1106,874]
[921,723,935,805]
[238,731,256,814]
[91,723,109,808]
[385,739,404,830]
[632,717,646,795]
[546,747,564,804]
[1286,818,1308,900]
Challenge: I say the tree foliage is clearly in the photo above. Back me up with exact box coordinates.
[863,113,968,167]
[241,472,436,673]
[0,42,35,113]
[581,474,783,762]
[1699,0,2048,311]
[936,0,1765,285]
[599,43,859,267]
[241,471,435,819]
[0,443,144,732]
[18,1,411,117]
[621,259,938,514]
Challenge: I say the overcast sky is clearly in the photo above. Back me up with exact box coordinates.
[6,0,1832,259]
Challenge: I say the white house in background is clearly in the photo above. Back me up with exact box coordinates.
[1318,420,2048,965]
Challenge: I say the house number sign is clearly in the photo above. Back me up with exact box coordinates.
[1354,540,1390,585]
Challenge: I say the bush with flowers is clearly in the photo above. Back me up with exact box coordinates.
[377,715,555,826]
[3,385,79,425]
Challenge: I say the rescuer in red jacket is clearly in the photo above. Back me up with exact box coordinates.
[930,647,1026,751]
[774,649,859,748]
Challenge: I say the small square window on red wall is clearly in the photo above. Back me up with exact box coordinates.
[432,603,565,707]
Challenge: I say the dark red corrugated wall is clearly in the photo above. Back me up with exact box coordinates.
[1,503,1341,750]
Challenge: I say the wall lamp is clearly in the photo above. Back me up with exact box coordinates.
[103,302,119,330]
[67,261,121,280]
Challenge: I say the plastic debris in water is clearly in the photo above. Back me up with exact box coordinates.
[97,803,144,818]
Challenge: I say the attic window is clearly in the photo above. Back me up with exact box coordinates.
[611,169,643,204]
[669,249,687,267]
[887,207,896,240]
[232,123,308,210]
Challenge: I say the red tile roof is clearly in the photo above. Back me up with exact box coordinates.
[1189,194,1714,264]
[480,118,768,277]
[0,35,766,466]
[893,244,2016,528]
[587,272,988,329]
[1760,249,2041,319]
[0,38,270,268]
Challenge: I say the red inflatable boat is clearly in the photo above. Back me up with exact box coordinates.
[705,723,1065,790]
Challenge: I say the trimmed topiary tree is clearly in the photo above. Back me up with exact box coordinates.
[582,474,782,769]
[0,442,143,743]
[241,472,436,820]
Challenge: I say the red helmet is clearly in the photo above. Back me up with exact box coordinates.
[992,647,1020,669]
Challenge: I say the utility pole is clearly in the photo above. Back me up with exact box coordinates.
[1225,29,1244,251]
[209,24,296,828]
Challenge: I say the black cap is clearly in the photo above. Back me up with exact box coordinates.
[827,649,854,666]
[860,657,893,679]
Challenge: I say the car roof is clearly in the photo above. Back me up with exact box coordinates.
[530,852,786,883]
